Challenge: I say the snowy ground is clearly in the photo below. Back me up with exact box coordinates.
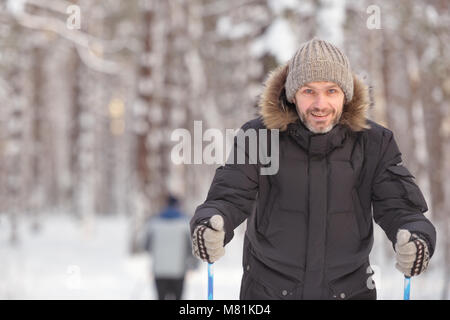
[0,213,243,300]
[0,214,445,300]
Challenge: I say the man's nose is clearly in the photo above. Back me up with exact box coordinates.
[312,93,326,108]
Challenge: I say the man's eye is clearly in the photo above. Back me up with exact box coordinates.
[303,89,314,94]
[328,89,337,93]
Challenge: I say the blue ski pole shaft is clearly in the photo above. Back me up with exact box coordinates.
[208,263,214,300]
[404,276,411,300]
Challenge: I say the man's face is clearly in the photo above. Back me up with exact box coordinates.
[294,81,345,134]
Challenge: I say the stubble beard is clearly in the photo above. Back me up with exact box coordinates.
[298,108,343,134]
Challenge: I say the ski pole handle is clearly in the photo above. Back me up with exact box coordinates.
[403,276,411,300]
[208,263,214,300]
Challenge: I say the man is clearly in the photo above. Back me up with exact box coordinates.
[190,38,436,300]
[145,195,197,300]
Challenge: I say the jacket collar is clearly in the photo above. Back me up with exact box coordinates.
[286,119,350,156]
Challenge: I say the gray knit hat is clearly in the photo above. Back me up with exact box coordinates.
[285,38,353,103]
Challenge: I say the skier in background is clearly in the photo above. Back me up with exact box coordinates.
[190,38,436,300]
[145,194,197,300]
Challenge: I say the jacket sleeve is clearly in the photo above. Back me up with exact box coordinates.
[190,120,260,245]
[371,130,436,256]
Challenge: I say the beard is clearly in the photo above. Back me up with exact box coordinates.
[298,107,342,134]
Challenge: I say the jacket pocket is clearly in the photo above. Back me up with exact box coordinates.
[386,165,428,212]
[242,246,302,300]
[327,262,377,300]
[240,273,297,300]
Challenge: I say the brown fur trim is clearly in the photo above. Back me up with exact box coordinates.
[258,65,299,132]
[340,74,371,131]
[258,64,370,132]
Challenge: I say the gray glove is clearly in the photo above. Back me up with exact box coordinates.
[192,215,225,263]
[395,229,430,277]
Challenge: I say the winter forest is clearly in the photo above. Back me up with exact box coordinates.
[0,0,449,300]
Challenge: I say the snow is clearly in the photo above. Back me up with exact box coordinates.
[0,213,243,300]
[251,17,297,63]
[0,214,445,300]
[254,0,346,63]
[0,214,145,299]
[268,0,301,14]
[316,0,346,47]
[216,17,254,40]
[6,0,26,14]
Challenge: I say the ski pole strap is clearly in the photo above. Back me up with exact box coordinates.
[208,263,214,300]
[404,276,411,300]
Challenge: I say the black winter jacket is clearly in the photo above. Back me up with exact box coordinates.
[190,65,436,300]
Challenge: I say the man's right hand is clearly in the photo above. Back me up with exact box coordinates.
[192,215,225,263]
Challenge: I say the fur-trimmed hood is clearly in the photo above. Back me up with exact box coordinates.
[258,64,370,132]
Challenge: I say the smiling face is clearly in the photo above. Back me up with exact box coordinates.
[294,81,345,134]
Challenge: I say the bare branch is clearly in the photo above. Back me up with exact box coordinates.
[8,4,126,74]
[25,0,72,15]
[7,0,138,54]
[202,0,266,17]
[75,45,121,75]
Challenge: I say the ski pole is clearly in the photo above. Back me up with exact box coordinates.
[208,263,214,300]
[403,276,411,300]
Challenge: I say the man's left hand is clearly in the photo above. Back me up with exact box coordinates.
[395,229,430,277]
